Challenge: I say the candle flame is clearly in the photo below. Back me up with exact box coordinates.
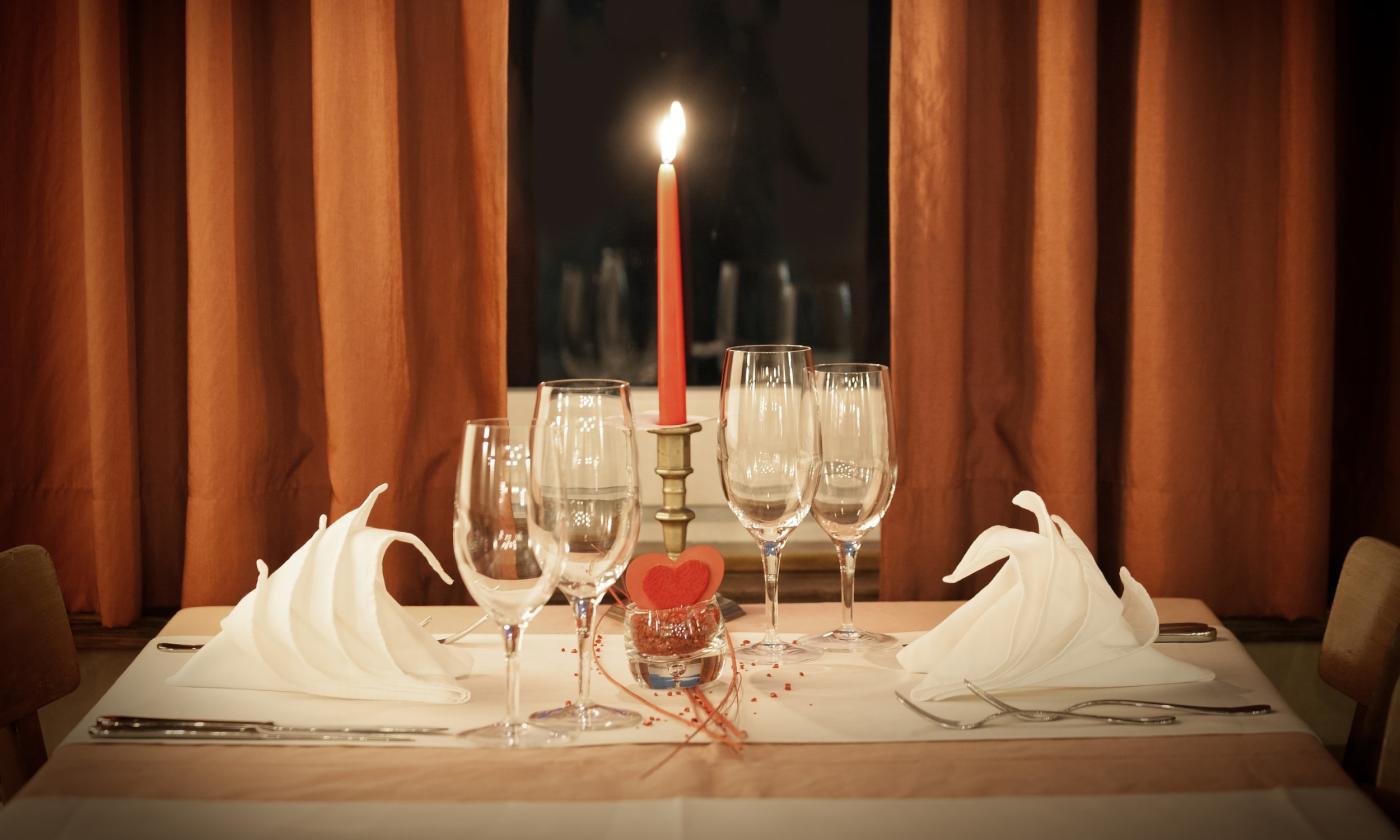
[670,101,686,138]
[657,101,685,164]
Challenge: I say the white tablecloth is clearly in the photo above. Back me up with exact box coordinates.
[70,624,1309,749]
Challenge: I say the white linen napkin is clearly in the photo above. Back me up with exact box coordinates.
[169,484,472,704]
[898,490,1212,701]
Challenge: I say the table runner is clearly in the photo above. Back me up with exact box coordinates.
[69,621,1310,749]
[9,600,1390,839]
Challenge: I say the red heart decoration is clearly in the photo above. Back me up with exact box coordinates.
[625,545,725,610]
[643,562,709,609]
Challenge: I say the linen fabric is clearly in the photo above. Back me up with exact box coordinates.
[898,491,1211,699]
[169,485,471,703]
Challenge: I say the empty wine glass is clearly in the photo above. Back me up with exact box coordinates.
[798,364,899,652]
[528,380,643,731]
[452,421,568,747]
[719,345,821,664]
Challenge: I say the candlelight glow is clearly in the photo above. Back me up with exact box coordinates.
[657,101,686,164]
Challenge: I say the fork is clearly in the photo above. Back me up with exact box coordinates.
[894,691,1176,729]
[894,693,1016,730]
[962,680,1271,717]
[964,681,1176,725]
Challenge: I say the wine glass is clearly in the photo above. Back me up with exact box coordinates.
[718,345,822,664]
[452,421,568,747]
[528,380,643,731]
[797,364,899,652]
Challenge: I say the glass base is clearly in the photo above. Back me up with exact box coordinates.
[736,639,821,664]
[457,720,571,748]
[529,702,643,732]
[797,627,900,653]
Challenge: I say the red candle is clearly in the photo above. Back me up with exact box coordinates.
[656,102,687,425]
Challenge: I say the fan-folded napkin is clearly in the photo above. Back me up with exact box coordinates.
[898,491,1212,700]
[169,485,472,703]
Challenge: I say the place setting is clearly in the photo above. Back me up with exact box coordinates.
[75,351,1299,752]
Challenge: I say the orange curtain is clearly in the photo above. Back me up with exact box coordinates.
[883,0,1398,619]
[0,0,507,626]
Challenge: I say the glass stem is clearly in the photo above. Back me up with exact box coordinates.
[574,595,596,708]
[838,539,861,632]
[502,623,522,725]
[760,540,784,646]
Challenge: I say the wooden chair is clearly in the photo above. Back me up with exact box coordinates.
[1372,634,1400,817]
[0,545,79,801]
[1321,536,1400,785]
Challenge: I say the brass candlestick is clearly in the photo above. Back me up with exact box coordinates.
[649,422,702,559]
[643,420,744,620]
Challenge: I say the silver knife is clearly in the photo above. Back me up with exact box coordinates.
[97,715,448,736]
[89,725,412,743]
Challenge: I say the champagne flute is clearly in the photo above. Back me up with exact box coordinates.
[719,345,822,664]
[529,380,643,731]
[452,421,568,747]
[798,364,899,652]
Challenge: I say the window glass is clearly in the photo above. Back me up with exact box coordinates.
[507,0,890,386]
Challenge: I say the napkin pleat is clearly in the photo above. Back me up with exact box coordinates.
[899,491,1213,700]
[169,485,473,704]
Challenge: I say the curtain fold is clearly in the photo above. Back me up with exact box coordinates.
[884,0,1102,605]
[884,0,1396,619]
[183,0,332,607]
[1,0,507,625]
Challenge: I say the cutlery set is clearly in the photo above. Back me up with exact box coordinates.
[895,680,1274,730]
[89,682,1274,744]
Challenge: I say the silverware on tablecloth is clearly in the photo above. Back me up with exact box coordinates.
[96,715,449,736]
[1064,699,1272,715]
[1155,622,1218,643]
[963,680,1273,719]
[963,681,1177,725]
[156,614,489,652]
[436,614,490,645]
[894,693,1016,730]
[893,691,1177,729]
[89,725,412,743]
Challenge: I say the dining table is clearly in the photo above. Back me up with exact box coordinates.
[1,599,1393,839]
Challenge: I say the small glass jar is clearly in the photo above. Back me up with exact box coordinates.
[623,598,728,690]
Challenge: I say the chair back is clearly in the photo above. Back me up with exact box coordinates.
[1374,641,1400,817]
[1321,537,1400,784]
[0,545,79,801]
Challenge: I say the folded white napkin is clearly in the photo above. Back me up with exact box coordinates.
[898,491,1212,700]
[169,484,472,704]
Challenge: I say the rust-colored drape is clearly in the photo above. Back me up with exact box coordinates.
[883,0,1399,619]
[1,0,507,626]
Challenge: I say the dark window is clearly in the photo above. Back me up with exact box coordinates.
[507,0,891,386]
